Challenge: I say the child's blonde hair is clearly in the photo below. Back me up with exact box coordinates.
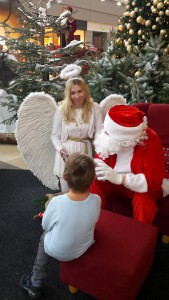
[63,153,95,192]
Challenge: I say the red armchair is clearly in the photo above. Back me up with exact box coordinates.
[105,103,169,241]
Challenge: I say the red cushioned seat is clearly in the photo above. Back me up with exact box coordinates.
[60,209,158,300]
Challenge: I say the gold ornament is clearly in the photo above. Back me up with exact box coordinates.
[138,29,142,35]
[125,41,129,47]
[157,2,164,9]
[127,45,132,52]
[123,11,130,16]
[151,5,155,11]
[160,29,167,35]
[126,5,130,10]
[128,38,132,43]
[129,29,134,35]
[136,16,143,23]
[159,10,164,16]
[132,1,136,6]
[153,0,159,5]
[152,25,157,30]
[145,20,152,26]
[135,71,141,78]
[130,11,135,18]
[134,7,139,12]
[118,25,124,31]
[156,17,160,22]
[163,48,168,54]
[165,10,169,16]
[126,23,131,29]
[152,8,157,13]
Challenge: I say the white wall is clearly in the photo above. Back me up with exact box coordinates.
[33,0,125,26]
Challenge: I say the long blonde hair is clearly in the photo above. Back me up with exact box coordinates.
[59,79,93,123]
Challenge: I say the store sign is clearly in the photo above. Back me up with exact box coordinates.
[87,21,112,33]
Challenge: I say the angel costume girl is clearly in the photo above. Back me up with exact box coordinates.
[16,64,103,192]
[51,64,103,191]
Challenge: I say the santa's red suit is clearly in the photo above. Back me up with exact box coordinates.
[90,105,167,224]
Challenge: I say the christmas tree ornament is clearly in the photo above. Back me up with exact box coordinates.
[127,45,132,52]
[156,17,160,21]
[165,10,169,16]
[136,16,143,23]
[129,29,134,35]
[157,2,164,9]
[135,70,141,77]
[138,29,142,35]
[134,7,139,12]
[152,25,157,30]
[123,11,130,16]
[118,24,124,31]
[145,20,152,26]
[153,0,159,5]
[160,29,167,35]
[159,11,164,16]
[130,11,135,17]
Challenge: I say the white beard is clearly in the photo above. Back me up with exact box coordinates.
[94,129,148,160]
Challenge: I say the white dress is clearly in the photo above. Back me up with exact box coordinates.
[51,102,103,177]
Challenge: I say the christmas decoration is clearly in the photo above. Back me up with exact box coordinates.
[115,0,169,53]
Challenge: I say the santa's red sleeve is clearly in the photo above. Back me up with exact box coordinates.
[132,128,166,194]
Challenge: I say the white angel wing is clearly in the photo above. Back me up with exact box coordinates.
[16,92,59,190]
[100,94,127,119]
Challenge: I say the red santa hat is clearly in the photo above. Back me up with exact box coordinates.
[104,105,147,141]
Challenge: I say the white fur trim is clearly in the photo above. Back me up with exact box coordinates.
[60,64,82,80]
[100,94,126,119]
[104,114,147,141]
[162,178,169,197]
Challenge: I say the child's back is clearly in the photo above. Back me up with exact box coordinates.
[43,193,101,261]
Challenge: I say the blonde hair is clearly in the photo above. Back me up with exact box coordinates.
[64,153,95,192]
[59,79,93,123]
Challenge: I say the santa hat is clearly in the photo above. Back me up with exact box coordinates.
[104,105,147,141]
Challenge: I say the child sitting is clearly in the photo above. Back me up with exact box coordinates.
[20,153,101,299]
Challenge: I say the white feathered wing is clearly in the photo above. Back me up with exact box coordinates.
[15,92,59,190]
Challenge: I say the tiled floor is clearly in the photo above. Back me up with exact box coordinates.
[0,144,28,169]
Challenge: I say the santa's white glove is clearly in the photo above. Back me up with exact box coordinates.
[95,159,123,185]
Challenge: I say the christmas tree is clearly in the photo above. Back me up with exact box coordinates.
[0,0,86,124]
[83,0,169,104]
[115,0,169,55]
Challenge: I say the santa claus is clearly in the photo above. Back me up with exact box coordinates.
[90,104,167,224]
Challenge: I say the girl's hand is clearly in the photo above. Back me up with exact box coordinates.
[60,149,68,162]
